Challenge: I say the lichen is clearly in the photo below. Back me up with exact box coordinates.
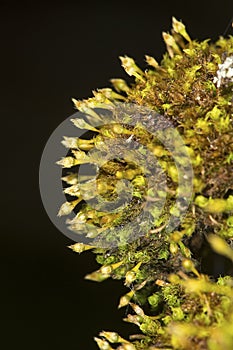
[58,17,233,350]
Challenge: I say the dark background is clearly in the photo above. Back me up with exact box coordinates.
[2,1,233,349]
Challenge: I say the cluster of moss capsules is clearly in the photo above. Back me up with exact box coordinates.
[57,18,233,350]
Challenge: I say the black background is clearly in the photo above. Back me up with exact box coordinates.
[2,1,233,349]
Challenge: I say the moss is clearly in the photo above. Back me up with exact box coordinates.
[58,17,233,350]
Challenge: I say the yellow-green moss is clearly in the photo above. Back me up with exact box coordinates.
[59,17,233,350]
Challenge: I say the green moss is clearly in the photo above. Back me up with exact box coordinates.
[58,17,233,350]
